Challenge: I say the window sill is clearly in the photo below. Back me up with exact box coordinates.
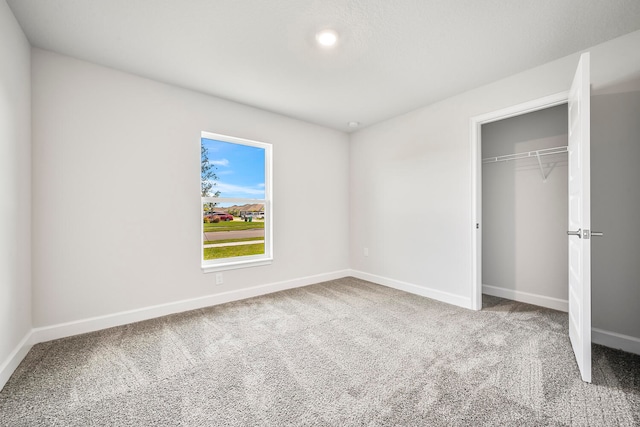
[202,257,273,273]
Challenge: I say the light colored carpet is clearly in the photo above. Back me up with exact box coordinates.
[1,277,638,426]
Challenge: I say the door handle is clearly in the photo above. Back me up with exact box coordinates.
[591,231,604,237]
[567,228,581,238]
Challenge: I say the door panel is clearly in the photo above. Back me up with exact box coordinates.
[567,52,591,383]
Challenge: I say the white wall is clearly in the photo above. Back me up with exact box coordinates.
[482,105,568,306]
[349,59,576,307]
[591,84,640,340]
[0,0,31,384]
[350,30,640,343]
[31,49,349,328]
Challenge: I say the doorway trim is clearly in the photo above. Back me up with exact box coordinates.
[470,91,569,311]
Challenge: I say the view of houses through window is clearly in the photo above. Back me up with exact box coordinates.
[201,132,271,270]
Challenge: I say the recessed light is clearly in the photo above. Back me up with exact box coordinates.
[316,29,338,47]
[348,121,360,128]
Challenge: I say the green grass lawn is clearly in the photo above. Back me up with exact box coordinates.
[203,237,264,245]
[203,243,264,260]
[203,221,265,232]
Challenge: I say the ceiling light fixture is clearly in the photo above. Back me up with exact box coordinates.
[348,121,360,128]
[316,29,338,47]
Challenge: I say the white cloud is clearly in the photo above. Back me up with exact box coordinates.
[210,158,229,167]
[213,182,265,197]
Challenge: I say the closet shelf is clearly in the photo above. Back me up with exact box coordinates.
[482,146,568,164]
[482,145,568,182]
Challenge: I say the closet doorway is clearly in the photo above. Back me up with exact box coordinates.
[481,103,569,311]
[470,91,570,311]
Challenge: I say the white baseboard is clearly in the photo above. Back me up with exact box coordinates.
[0,332,33,392]
[349,270,472,309]
[31,269,351,345]
[482,284,568,312]
[11,270,638,395]
[592,328,640,355]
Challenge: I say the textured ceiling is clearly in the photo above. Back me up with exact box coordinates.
[7,0,640,132]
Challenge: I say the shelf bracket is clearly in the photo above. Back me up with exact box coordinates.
[535,151,548,182]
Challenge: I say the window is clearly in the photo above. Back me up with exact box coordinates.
[201,131,272,272]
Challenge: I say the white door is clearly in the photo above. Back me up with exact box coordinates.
[567,52,591,383]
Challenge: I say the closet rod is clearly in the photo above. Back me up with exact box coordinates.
[481,146,568,164]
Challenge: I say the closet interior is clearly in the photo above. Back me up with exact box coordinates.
[481,104,569,310]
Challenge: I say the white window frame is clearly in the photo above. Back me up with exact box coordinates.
[201,131,273,273]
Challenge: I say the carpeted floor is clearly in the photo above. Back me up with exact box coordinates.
[1,277,639,426]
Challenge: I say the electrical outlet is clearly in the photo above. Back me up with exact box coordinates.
[364,247,369,257]
[215,273,224,285]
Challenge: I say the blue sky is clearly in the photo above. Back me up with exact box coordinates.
[201,138,265,199]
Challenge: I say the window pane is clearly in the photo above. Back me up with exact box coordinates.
[201,132,271,270]
[201,138,265,199]
[203,201,265,260]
